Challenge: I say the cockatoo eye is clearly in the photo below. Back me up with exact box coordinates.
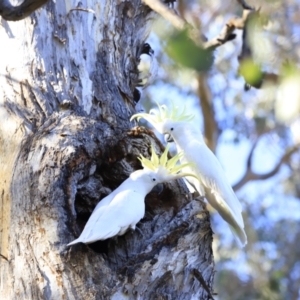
[152,178,156,182]
[170,127,174,131]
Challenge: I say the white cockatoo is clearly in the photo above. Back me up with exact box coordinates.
[67,145,197,246]
[131,104,247,247]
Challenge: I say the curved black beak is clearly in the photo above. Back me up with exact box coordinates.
[141,43,154,56]
[164,133,174,143]
[148,48,154,56]
[151,183,164,194]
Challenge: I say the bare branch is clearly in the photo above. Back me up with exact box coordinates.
[245,137,259,169]
[232,136,260,191]
[142,0,279,88]
[0,0,48,21]
[141,0,187,31]
[233,143,300,191]
[196,74,218,152]
[142,0,239,50]
[204,7,254,50]
[236,0,254,10]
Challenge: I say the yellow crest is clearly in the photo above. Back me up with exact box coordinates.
[138,144,197,179]
[130,102,194,128]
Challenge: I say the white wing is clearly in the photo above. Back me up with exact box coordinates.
[180,139,247,246]
[67,190,145,246]
[93,190,118,211]
[92,178,136,212]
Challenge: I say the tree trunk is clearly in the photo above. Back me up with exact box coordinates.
[0,1,214,299]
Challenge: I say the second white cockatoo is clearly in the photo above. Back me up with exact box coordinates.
[131,104,247,247]
[67,144,197,246]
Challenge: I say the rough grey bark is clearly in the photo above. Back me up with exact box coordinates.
[0,0,214,299]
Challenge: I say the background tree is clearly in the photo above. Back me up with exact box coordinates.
[0,0,215,299]
[140,0,300,299]
[1,0,300,299]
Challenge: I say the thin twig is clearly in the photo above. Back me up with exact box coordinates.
[204,8,254,50]
[143,0,222,52]
[142,0,256,51]
[142,0,187,31]
[233,142,300,191]
[236,0,254,10]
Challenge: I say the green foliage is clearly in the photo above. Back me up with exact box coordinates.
[239,59,263,87]
[165,29,213,72]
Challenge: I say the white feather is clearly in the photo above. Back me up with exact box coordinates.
[67,190,145,245]
[166,122,247,246]
[67,169,155,246]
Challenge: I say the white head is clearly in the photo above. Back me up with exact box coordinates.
[129,168,162,193]
[131,103,195,143]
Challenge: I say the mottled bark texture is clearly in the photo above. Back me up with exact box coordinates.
[0,0,214,299]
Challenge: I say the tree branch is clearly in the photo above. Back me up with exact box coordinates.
[141,0,239,50]
[203,8,251,50]
[142,0,279,89]
[233,142,300,191]
[141,0,187,31]
[245,137,259,169]
[0,0,48,21]
[196,73,218,152]
[236,0,254,10]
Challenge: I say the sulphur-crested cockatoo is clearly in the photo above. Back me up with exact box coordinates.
[131,104,247,247]
[67,145,197,246]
